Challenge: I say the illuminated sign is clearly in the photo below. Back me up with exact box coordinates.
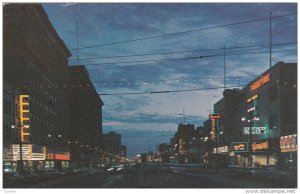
[280,134,297,152]
[213,146,229,154]
[47,153,70,160]
[252,141,268,152]
[243,127,267,135]
[232,142,248,152]
[18,95,30,143]
[209,114,222,119]
[12,144,46,161]
[250,73,271,92]
[247,94,258,103]
[210,119,216,140]
[12,144,31,160]
[247,106,256,112]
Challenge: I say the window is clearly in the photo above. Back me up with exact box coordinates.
[23,112,29,118]
[23,105,29,110]
[269,114,278,129]
[269,85,278,101]
[22,97,29,103]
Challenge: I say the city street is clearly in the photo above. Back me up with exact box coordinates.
[11,165,296,188]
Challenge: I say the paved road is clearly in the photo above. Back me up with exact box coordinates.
[12,167,296,188]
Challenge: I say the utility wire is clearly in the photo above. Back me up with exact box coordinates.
[99,84,247,96]
[70,13,296,50]
[83,48,297,70]
[98,79,295,96]
[69,42,296,61]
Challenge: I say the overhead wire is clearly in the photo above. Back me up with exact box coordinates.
[70,13,296,50]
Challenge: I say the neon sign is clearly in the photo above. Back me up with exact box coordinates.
[209,114,222,119]
[231,142,248,152]
[247,106,256,112]
[247,94,258,103]
[243,127,267,135]
[252,141,268,152]
[250,74,271,92]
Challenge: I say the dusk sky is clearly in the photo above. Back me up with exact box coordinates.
[42,3,297,157]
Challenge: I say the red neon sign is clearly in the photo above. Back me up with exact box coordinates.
[209,114,221,119]
[48,153,70,160]
[250,73,270,92]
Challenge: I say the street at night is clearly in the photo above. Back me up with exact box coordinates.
[6,164,296,188]
[2,2,298,191]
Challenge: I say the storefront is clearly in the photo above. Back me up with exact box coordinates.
[231,142,249,167]
[213,145,229,168]
[251,139,279,166]
[46,149,70,170]
[279,134,297,170]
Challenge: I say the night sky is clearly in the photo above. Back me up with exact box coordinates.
[42,3,297,158]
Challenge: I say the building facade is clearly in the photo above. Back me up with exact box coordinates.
[3,4,72,172]
[103,131,122,163]
[68,65,104,167]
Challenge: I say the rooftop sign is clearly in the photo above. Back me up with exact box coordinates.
[250,73,270,92]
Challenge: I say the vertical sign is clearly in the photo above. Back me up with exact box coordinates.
[19,95,30,142]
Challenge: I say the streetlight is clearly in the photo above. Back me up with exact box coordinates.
[48,133,62,169]
[11,124,30,173]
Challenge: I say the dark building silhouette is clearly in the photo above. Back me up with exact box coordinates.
[68,65,104,167]
[3,4,71,171]
[103,131,121,163]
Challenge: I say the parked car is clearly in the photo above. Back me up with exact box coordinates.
[45,169,61,178]
[3,172,24,187]
[20,170,40,183]
[220,165,241,176]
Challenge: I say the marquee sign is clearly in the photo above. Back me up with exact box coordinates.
[250,73,271,92]
[243,127,267,135]
[12,144,46,161]
[280,134,297,152]
[231,142,248,152]
[213,146,229,154]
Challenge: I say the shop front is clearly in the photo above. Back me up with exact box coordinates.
[230,142,249,167]
[278,134,297,170]
[5,144,46,172]
[251,139,279,167]
[46,149,71,170]
[212,145,229,169]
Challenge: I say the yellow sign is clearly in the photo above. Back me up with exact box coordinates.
[247,94,258,103]
[19,95,30,142]
[252,141,268,152]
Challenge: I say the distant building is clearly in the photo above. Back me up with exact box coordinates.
[158,143,170,163]
[120,145,127,160]
[103,131,121,163]
[171,124,196,163]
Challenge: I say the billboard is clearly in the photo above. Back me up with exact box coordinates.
[280,134,297,152]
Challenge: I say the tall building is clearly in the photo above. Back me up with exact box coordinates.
[240,62,297,168]
[68,65,104,167]
[3,4,71,172]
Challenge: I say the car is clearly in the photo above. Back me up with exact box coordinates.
[220,165,241,176]
[3,172,24,187]
[20,170,40,183]
[45,169,61,178]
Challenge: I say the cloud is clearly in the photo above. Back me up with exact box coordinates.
[42,3,297,156]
